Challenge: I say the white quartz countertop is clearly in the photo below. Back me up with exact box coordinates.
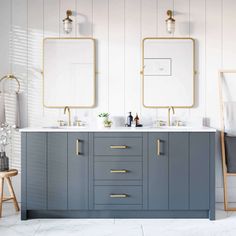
[19,126,216,133]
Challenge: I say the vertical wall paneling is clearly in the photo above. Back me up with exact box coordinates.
[108,0,125,116]
[93,0,109,116]
[205,0,222,195]
[77,0,93,37]
[140,0,158,126]
[43,0,61,125]
[189,0,206,124]
[0,0,11,77]
[124,0,141,116]
[75,0,93,123]
[27,0,44,127]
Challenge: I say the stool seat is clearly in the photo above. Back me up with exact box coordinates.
[0,169,20,217]
[0,169,18,178]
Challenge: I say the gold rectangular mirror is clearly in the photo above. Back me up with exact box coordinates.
[141,37,195,108]
[43,37,96,108]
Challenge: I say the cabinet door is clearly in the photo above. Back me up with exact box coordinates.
[26,133,47,209]
[68,133,89,210]
[148,133,168,210]
[190,133,209,209]
[169,133,189,210]
[48,133,68,210]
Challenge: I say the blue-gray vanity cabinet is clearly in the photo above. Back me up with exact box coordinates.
[47,133,68,210]
[169,133,189,210]
[24,133,47,210]
[148,133,169,210]
[68,133,89,210]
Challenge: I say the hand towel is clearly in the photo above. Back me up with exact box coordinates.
[0,92,6,125]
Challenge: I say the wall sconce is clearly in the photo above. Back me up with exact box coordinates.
[165,10,175,34]
[63,10,73,34]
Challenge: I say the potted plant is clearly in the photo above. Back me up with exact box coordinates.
[98,113,112,128]
[0,123,12,171]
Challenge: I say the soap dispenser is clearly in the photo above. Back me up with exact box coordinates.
[127,112,133,127]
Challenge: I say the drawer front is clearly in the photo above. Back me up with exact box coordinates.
[94,162,142,180]
[94,186,142,205]
[94,137,142,156]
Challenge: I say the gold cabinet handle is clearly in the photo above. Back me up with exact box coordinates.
[110,194,128,198]
[110,145,127,149]
[157,139,161,156]
[110,169,128,173]
[76,139,81,155]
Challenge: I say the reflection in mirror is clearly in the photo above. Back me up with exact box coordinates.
[43,38,95,108]
[142,38,194,108]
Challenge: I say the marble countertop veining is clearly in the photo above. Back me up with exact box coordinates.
[19,126,216,132]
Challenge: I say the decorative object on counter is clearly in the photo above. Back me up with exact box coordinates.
[98,113,112,128]
[219,70,236,211]
[0,123,12,171]
[133,113,143,127]
[0,74,21,128]
[156,120,167,127]
[63,10,73,34]
[127,112,133,127]
[0,169,20,217]
[166,10,175,34]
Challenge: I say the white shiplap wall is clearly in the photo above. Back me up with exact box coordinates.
[0,0,235,202]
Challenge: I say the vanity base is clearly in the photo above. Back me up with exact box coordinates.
[22,210,215,221]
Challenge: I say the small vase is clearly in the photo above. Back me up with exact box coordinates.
[0,152,9,171]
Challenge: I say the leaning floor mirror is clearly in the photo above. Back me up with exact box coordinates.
[141,38,195,108]
[43,38,96,108]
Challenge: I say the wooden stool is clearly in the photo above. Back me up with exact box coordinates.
[0,169,20,217]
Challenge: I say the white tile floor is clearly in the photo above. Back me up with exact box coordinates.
[0,204,236,236]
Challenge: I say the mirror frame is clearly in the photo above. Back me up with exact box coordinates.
[43,37,96,108]
[141,37,195,108]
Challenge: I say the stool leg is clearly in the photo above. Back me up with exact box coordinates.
[0,178,4,218]
[6,177,20,212]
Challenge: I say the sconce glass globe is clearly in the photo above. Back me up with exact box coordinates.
[63,10,73,34]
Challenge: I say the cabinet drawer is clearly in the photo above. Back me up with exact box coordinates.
[94,137,142,156]
[94,162,142,180]
[94,186,142,205]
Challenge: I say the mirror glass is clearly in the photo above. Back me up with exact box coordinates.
[43,38,95,108]
[142,38,194,108]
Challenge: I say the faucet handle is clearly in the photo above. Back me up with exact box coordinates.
[174,120,184,127]
[57,120,65,127]
[75,120,82,126]
[156,120,167,127]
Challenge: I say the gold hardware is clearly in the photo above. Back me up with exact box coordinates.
[110,194,128,198]
[75,120,82,126]
[0,74,20,93]
[156,120,166,127]
[157,139,161,156]
[76,139,81,155]
[43,37,96,108]
[141,37,195,109]
[57,120,65,127]
[167,106,175,126]
[110,145,127,149]
[110,169,128,173]
[64,106,71,126]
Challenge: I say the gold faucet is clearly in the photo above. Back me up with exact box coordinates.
[64,106,71,126]
[167,106,175,126]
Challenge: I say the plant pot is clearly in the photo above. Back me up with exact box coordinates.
[0,152,9,171]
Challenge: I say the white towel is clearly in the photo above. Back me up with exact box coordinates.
[224,101,236,136]
[0,92,6,125]
[2,92,21,128]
